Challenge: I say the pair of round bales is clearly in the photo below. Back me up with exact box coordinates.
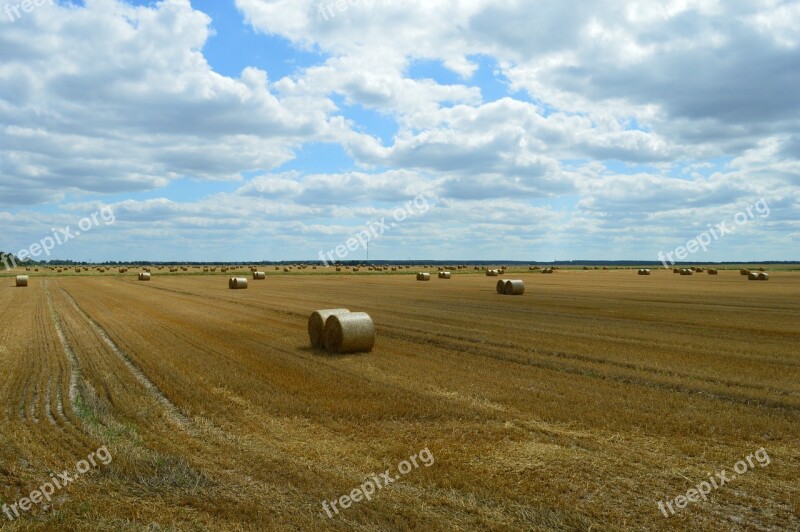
[308,309,375,354]
[748,272,769,281]
[416,272,431,281]
[485,269,502,277]
[637,269,651,275]
[437,271,451,279]
[496,279,525,295]
[228,277,249,289]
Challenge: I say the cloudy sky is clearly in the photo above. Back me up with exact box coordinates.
[1,0,798,263]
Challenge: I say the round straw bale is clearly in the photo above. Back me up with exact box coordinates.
[638,269,651,275]
[680,269,693,276]
[708,269,718,275]
[308,309,351,349]
[229,277,248,289]
[748,272,759,280]
[496,279,507,293]
[673,268,680,273]
[323,312,375,354]
[759,267,766,272]
[253,271,266,280]
[138,272,151,281]
[416,272,431,281]
[438,271,451,279]
[15,275,28,287]
[740,269,750,276]
[504,280,525,295]
[758,272,769,280]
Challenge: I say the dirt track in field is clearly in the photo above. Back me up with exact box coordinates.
[1,269,799,530]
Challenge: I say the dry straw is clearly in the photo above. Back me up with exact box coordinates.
[496,279,507,293]
[680,269,693,276]
[504,280,525,295]
[416,273,431,281]
[638,269,651,275]
[323,312,375,354]
[708,269,718,275]
[438,271,451,279]
[740,269,750,276]
[758,272,769,280]
[138,272,151,281]
[15,275,28,287]
[253,271,266,280]
[229,277,248,289]
[308,309,351,349]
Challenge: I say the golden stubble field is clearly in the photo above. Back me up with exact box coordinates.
[0,268,798,531]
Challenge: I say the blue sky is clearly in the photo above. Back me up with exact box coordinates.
[0,0,797,262]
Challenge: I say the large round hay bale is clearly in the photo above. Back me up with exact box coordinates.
[138,272,151,281]
[673,268,680,273]
[308,309,351,349]
[253,271,266,280]
[504,280,525,295]
[740,269,750,276]
[416,273,431,281]
[708,269,718,275]
[496,279,507,294]
[229,277,248,289]
[438,271,451,279]
[323,312,375,354]
[748,272,759,280]
[758,272,769,280]
[15,275,28,287]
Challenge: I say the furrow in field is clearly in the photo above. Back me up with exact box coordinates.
[57,285,190,429]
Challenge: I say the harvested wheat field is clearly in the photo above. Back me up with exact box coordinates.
[0,269,798,530]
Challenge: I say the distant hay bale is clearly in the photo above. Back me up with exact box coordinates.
[759,267,766,272]
[283,267,290,273]
[673,268,680,273]
[15,275,28,287]
[138,272,151,281]
[504,280,525,295]
[416,273,431,281]
[708,269,718,275]
[323,312,375,354]
[229,277,248,289]
[680,269,693,276]
[253,271,266,280]
[638,269,651,275]
[740,269,750,276]
[496,279,507,294]
[486,269,499,277]
[308,309,351,349]
[542,268,554,274]
[352,267,360,272]
[336,267,342,272]
[438,271,451,279]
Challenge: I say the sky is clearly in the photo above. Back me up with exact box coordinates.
[0,0,798,263]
